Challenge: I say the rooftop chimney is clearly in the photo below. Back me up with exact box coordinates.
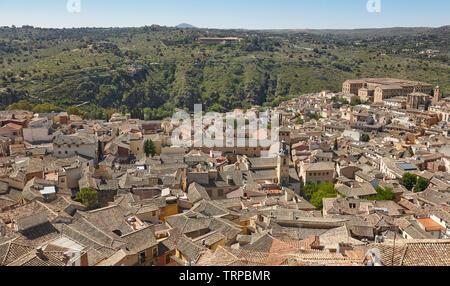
[309,236,321,250]
[36,247,46,259]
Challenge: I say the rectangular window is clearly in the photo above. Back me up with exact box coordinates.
[139,252,146,264]
[218,189,224,197]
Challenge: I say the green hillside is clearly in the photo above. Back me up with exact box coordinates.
[0,25,448,119]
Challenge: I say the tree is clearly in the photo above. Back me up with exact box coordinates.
[303,182,319,200]
[414,177,429,193]
[103,108,118,121]
[361,134,370,142]
[333,138,339,151]
[338,98,349,105]
[32,103,62,113]
[350,99,361,106]
[7,100,35,111]
[143,107,152,120]
[295,117,304,125]
[307,113,321,121]
[307,183,337,210]
[67,105,87,119]
[144,139,156,157]
[75,188,99,210]
[368,186,396,201]
[402,172,417,191]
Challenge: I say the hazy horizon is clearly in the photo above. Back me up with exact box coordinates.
[0,0,449,30]
[2,24,449,31]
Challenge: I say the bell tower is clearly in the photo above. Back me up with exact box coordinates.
[277,140,290,186]
[434,86,441,103]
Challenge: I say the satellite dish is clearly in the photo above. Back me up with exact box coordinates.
[364,248,383,266]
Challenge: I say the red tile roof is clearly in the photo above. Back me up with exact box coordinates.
[417,218,446,232]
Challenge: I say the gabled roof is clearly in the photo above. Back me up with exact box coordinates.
[121,226,157,254]
[165,214,211,234]
[0,240,35,266]
[176,236,207,262]
[187,182,211,204]
[190,200,230,218]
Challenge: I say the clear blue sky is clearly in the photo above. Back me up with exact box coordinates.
[0,0,449,29]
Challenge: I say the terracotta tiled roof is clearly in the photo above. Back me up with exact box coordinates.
[369,240,450,266]
[401,241,450,266]
[0,241,35,266]
[416,218,446,232]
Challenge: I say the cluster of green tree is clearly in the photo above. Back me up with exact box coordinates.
[306,113,322,121]
[303,182,338,210]
[350,98,362,106]
[6,100,62,113]
[367,186,396,201]
[294,117,304,125]
[241,36,280,52]
[360,134,370,142]
[66,105,88,119]
[144,139,156,157]
[402,172,430,193]
[6,99,92,119]
[338,98,349,105]
[0,88,26,108]
[75,188,99,210]
[0,26,448,116]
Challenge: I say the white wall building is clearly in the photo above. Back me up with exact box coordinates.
[53,135,97,161]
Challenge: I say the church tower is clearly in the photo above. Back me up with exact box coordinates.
[277,140,290,186]
[434,86,441,103]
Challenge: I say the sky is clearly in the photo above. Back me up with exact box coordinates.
[0,0,449,30]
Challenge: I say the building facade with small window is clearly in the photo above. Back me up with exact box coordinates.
[299,162,335,186]
[53,135,97,161]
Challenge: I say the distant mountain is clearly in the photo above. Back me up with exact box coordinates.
[176,23,197,29]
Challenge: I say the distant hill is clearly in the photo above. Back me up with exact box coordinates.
[176,23,196,29]
[0,25,447,120]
